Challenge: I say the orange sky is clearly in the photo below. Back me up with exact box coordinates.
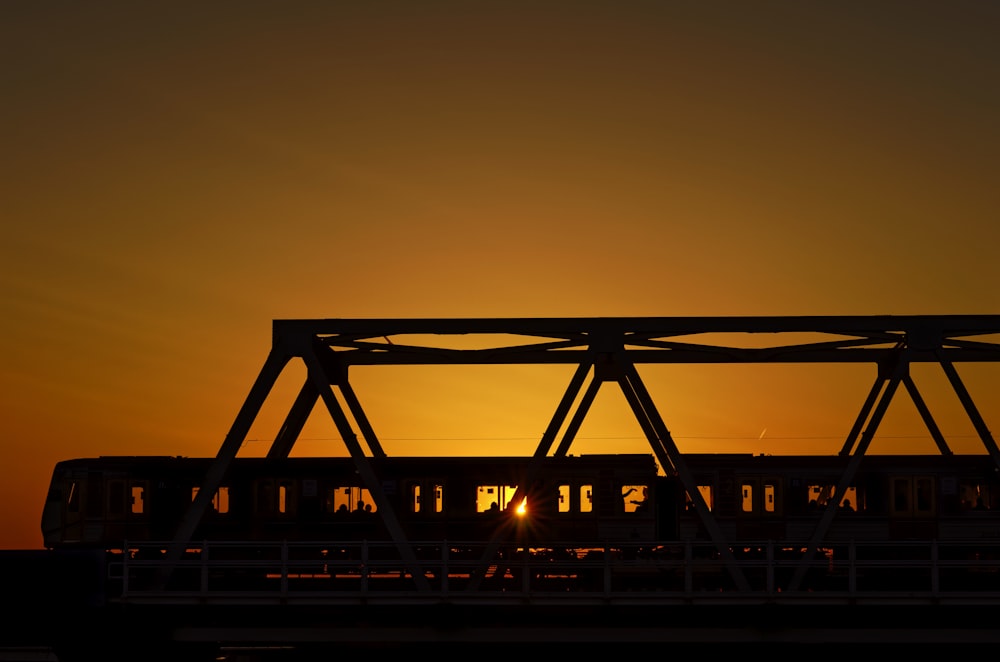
[2,1,999,549]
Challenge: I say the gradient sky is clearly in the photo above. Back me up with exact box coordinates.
[3,1,999,549]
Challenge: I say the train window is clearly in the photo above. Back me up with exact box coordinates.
[67,481,80,513]
[764,481,776,513]
[411,484,421,513]
[558,485,570,513]
[85,474,103,515]
[130,483,146,514]
[477,484,518,512]
[279,483,288,513]
[331,487,376,514]
[915,478,933,514]
[890,476,935,517]
[622,484,649,513]
[686,485,713,511]
[808,484,857,511]
[738,478,782,515]
[580,485,593,513]
[741,482,753,513]
[408,484,443,513]
[192,486,230,513]
[959,480,991,510]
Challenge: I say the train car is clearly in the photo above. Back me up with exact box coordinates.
[41,451,1000,552]
[40,454,661,551]
[678,453,1000,543]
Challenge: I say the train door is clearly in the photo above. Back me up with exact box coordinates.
[735,476,785,540]
[252,478,298,539]
[105,478,149,541]
[888,475,937,539]
[406,480,445,539]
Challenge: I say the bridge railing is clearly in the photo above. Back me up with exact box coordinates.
[106,538,1000,603]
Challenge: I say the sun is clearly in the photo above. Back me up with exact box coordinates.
[515,497,527,517]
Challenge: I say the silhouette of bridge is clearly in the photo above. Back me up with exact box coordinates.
[9,316,1000,660]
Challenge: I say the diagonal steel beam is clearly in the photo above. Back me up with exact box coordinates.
[616,358,751,592]
[338,378,387,459]
[790,354,909,591]
[465,361,594,591]
[902,375,952,455]
[301,347,430,592]
[553,366,603,458]
[157,347,292,587]
[839,373,886,456]
[938,356,1000,470]
[267,379,319,460]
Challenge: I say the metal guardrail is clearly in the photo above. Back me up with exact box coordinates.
[106,538,1000,605]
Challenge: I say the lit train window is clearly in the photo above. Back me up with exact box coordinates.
[764,482,775,513]
[130,483,145,514]
[215,487,229,513]
[330,486,376,513]
[622,485,649,513]
[411,484,421,513]
[434,484,443,513]
[763,478,781,513]
[192,486,230,513]
[558,485,570,513]
[741,483,753,513]
[580,485,593,513]
[687,485,713,511]
[808,484,857,511]
[477,485,518,512]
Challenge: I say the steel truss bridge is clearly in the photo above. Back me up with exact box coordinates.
[11,315,1000,659]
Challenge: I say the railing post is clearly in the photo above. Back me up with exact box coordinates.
[849,540,857,595]
[684,539,692,594]
[201,542,209,595]
[361,540,368,594]
[767,540,774,594]
[281,540,289,595]
[121,542,129,597]
[441,542,448,595]
[931,539,939,595]
[604,546,611,598]
[522,547,530,594]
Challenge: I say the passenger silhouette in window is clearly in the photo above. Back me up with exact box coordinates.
[623,487,649,512]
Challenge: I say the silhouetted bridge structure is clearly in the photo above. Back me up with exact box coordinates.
[9,315,1000,660]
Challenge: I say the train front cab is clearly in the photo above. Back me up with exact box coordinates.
[42,463,152,549]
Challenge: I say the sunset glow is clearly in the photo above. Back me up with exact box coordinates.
[2,1,999,551]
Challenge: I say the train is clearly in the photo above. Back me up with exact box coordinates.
[41,451,1000,551]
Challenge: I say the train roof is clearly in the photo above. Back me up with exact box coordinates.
[54,453,659,469]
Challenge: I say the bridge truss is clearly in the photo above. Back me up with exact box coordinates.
[161,316,1000,583]
[29,315,1000,658]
